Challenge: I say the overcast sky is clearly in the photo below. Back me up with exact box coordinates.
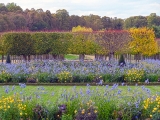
[2,0,160,19]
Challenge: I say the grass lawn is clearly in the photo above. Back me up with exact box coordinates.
[0,85,159,104]
[65,54,79,60]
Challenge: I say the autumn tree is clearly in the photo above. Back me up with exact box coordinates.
[71,25,95,61]
[95,30,130,60]
[129,27,158,59]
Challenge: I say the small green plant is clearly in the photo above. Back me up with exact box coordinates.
[57,71,72,83]
[62,114,73,120]
[124,68,144,82]
[95,99,116,120]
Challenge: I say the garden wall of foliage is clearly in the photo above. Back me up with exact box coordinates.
[0,28,159,61]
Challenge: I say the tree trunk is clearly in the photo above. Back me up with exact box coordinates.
[28,55,31,62]
[23,55,27,61]
[109,52,115,61]
[79,54,85,61]
[2,54,4,63]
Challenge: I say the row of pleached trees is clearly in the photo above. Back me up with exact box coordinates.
[0,27,159,62]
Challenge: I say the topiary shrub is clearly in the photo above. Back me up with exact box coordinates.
[6,54,11,64]
[118,54,125,66]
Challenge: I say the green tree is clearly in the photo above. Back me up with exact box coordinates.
[6,2,22,12]
[56,9,70,30]
[2,33,34,61]
[71,26,95,61]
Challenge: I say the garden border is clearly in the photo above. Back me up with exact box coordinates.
[0,82,160,86]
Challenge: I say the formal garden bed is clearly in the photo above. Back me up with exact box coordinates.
[0,84,160,120]
[0,59,160,119]
[0,59,160,84]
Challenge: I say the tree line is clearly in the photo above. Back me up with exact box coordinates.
[0,27,159,62]
[0,3,160,38]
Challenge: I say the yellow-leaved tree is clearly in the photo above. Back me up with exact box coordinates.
[72,25,93,32]
[129,27,158,57]
[70,25,96,61]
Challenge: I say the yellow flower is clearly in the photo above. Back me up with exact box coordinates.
[94,110,97,113]
[8,106,10,108]
[20,112,23,116]
[150,115,152,118]
[74,110,77,114]
[153,108,157,111]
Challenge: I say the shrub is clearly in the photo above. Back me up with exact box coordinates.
[124,68,144,82]
[118,54,126,66]
[101,74,112,82]
[33,72,51,83]
[146,74,159,82]
[57,71,72,83]
[0,94,35,120]
[6,54,11,64]
[0,71,12,83]
[12,73,28,83]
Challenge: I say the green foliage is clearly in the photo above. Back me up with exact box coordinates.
[124,68,145,82]
[72,25,93,32]
[2,33,34,56]
[146,74,159,82]
[12,73,28,83]
[0,95,35,120]
[0,71,11,83]
[152,25,160,38]
[95,99,117,120]
[31,32,51,55]
[61,114,73,120]
[69,33,97,55]
[33,72,51,83]
[57,71,72,83]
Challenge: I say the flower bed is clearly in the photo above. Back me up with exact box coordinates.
[0,59,160,83]
[0,84,160,120]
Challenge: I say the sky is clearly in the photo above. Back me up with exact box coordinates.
[2,0,160,19]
